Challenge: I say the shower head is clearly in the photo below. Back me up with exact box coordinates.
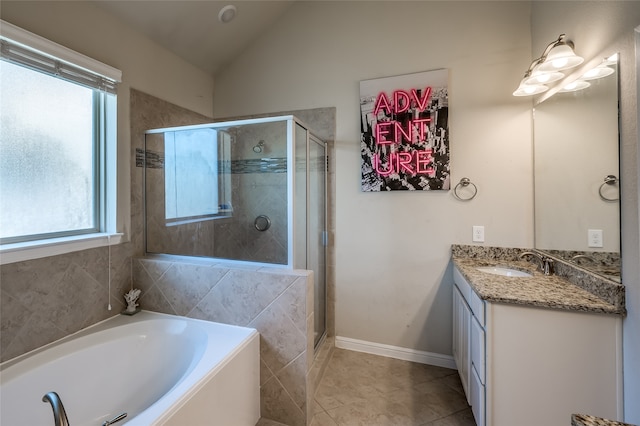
[253,140,265,153]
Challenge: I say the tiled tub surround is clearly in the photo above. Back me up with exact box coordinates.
[451,244,625,315]
[0,242,132,363]
[133,256,319,426]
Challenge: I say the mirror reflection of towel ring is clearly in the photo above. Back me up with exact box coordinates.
[454,177,478,201]
[599,174,619,201]
[254,215,271,232]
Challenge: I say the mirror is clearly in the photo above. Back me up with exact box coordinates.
[533,56,620,282]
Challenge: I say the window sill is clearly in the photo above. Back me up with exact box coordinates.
[0,233,125,265]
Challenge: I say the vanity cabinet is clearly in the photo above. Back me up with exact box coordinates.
[453,266,622,426]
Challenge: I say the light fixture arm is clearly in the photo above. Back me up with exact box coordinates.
[539,34,573,61]
[521,34,573,79]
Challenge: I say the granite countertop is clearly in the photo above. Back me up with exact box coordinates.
[571,413,636,426]
[452,247,625,315]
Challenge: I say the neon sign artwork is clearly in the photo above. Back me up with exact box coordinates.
[360,69,449,192]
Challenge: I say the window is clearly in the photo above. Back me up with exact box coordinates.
[0,21,121,251]
[163,128,232,225]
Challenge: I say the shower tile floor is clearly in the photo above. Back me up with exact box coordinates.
[257,348,475,426]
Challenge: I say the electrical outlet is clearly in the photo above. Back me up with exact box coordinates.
[588,229,603,248]
[472,226,485,243]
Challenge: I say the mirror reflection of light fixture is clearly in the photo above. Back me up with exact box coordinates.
[580,65,615,81]
[557,56,617,93]
[559,80,591,93]
[603,53,618,66]
[513,34,584,97]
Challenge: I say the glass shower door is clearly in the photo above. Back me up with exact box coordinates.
[309,135,326,348]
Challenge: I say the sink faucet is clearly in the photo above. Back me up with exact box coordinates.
[42,392,70,426]
[519,251,554,276]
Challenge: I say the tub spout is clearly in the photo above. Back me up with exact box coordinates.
[42,391,70,426]
[102,412,127,426]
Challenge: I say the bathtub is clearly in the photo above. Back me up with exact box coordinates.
[0,311,260,426]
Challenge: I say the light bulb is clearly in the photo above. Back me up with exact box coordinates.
[551,57,569,69]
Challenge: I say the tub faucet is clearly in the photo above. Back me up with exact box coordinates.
[42,391,70,426]
[519,251,554,276]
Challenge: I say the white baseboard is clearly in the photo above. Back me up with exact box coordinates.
[335,336,456,370]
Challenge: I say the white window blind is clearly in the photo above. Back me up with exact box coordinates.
[0,20,121,93]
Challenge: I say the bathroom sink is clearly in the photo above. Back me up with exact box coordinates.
[476,266,533,278]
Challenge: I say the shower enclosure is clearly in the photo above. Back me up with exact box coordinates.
[144,116,327,347]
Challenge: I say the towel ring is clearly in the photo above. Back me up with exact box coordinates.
[454,177,477,201]
[598,175,619,202]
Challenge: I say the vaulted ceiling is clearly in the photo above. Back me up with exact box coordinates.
[93,1,295,75]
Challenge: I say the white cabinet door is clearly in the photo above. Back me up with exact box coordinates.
[453,285,471,403]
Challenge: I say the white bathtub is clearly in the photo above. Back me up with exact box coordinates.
[0,311,260,426]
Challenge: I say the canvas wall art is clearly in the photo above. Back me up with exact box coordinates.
[360,69,449,192]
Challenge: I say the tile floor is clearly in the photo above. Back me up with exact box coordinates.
[258,348,475,426]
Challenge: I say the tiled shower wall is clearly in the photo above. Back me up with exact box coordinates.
[212,122,289,264]
[133,257,314,425]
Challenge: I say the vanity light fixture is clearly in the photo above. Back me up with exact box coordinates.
[513,34,584,97]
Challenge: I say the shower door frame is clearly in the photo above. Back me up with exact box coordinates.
[290,118,328,350]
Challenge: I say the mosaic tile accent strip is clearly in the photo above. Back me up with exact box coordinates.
[232,158,287,174]
[135,147,287,174]
[135,147,164,168]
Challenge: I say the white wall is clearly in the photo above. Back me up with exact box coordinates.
[1,1,215,238]
[213,1,534,356]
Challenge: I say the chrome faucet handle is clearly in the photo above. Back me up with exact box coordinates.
[542,257,554,276]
